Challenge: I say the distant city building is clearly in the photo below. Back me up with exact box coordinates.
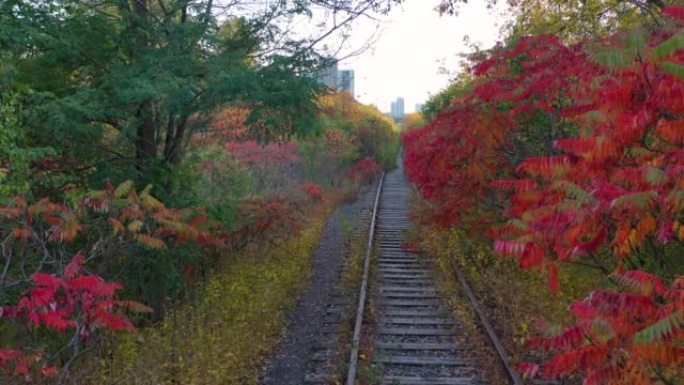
[318,61,338,90]
[316,63,357,98]
[390,97,405,121]
[415,103,425,113]
[338,69,355,96]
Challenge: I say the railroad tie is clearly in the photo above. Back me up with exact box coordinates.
[370,163,488,385]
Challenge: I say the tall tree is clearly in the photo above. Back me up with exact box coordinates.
[438,0,667,41]
[0,0,400,189]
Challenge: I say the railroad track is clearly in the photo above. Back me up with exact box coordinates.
[344,161,517,385]
[299,159,519,385]
[301,183,378,385]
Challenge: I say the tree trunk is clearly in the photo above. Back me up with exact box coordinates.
[131,0,158,172]
[135,100,158,171]
[163,118,187,166]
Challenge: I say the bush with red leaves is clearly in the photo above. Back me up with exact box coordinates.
[0,181,217,381]
[403,7,684,384]
[347,157,382,184]
[302,182,324,201]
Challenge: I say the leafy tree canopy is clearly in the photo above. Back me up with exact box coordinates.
[0,0,401,190]
[438,0,666,41]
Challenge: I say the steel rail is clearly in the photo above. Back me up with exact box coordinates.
[345,172,385,385]
[454,267,523,385]
[405,176,522,385]
[345,165,521,385]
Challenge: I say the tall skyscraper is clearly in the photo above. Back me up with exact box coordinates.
[338,69,355,96]
[390,97,405,121]
[318,61,338,90]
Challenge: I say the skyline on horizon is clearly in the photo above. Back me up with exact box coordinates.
[334,0,509,113]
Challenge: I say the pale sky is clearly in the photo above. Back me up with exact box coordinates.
[338,0,510,113]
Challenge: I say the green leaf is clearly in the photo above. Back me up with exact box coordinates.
[653,32,684,59]
[591,318,615,343]
[625,29,648,51]
[511,219,529,231]
[556,200,584,211]
[610,191,657,210]
[141,184,154,197]
[114,180,134,198]
[633,311,684,343]
[644,166,667,186]
[660,62,684,80]
[668,189,684,211]
[554,181,594,204]
[593,49,632,70]
[584,110,607,124]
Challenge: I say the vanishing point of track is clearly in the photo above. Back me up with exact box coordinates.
[344,161,521,385]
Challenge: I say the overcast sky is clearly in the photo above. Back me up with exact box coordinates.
[337,0,510,113]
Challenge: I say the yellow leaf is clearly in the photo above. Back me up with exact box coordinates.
[628,229,637,247]
[135,234,166,249]
[128,220,143,233]
[114,180,134,198]
[109,218,125,234]
[635,214,656,238]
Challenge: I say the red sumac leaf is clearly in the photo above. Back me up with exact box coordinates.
[664,5,684,23]
[548,263,559,294]
[64,254,84,279]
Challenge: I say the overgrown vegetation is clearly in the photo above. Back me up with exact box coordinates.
[0,92,396,383]
[0,0,402,381]
[77,204,331,385]
[405,5,684,384]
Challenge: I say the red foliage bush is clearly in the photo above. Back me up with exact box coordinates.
[226,140,300,191]
[347,157,382,184]
[194,107,252,145]
[302,182,324,201]
[403,34,594,230]
[403,8,684,383]
[0,253,151,379]
[226,141,298,170]
[222,194,303,249]
[523,271,684,384]
[0,181,218,380]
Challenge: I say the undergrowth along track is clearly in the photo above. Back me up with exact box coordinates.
[345,162,520,385]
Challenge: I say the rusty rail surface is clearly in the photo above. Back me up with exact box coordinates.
[345,172,385,385]
[343,158,522,385]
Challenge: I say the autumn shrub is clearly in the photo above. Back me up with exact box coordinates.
[347,157,382,185]
[222,193,304,250]
[303,182,324,201]
[76,204,332,385]
[404,8,684,384]
[0,182,218,383]
[318,92,400,171]
[226,140,300,193]
[400,112,425,131]
[173,145,249,224]
[351,118,400,170]
[297,128,356,188]
[521,271,684,384]
[194,107,252,145]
